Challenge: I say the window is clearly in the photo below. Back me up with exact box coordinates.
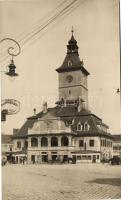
[87,156,91,160]
[97,155,99,159]
[81,155,91,160]
[17,141,21,148]
[85,123,88,131]
[77,122,81,131]
[89,140,94,147]
[113,146,119,150]
[66,120,73,126]
[77,122,90,131]
[31,138,38,147]
[61,136,69,146]
[41,152,47,154]
[10,147,12,151]
[41,137,48,147]
[25,141,28,148]
[79,140,84,147]
[68,60,72,66]
[51,137,58,147]
[51,152,57,154]
[77,156,81,160]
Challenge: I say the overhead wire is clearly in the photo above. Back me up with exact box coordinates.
[26,0,84,48]
[20,0,78,47]
[1,0,69,52]
[1,0,82,68]
[1,0,73,62]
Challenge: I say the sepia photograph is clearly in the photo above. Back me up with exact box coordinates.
[1,0,121,199]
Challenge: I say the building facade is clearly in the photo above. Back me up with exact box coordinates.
[1,135,13,162]
[112,135,121,156]
[12,31,113,164]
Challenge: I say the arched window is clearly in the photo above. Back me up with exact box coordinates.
[51,137,58,147]
[77,121,90,131]
[17,141,21,148]
[77,122,81,131]
[61,136,69,146]
[69,90,71,95]
[31,137,38,147]
[68,60,72,66]
[85,122,89,131]
[41,137,48,147]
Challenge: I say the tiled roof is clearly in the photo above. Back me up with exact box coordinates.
[37,107,60,119]
[56,33,89,75]
[14,105,111,138]
[12,119,36,138]
[1,135,13,144]
[112,134,121,141]
[56,54,90,75]
[75,132,112,138]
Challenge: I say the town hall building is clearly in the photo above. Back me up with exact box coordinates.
[12,31,113,164]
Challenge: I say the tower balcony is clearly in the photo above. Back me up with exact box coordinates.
[56,97,79,107]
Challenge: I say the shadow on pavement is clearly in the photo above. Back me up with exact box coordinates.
[87,178,121,187]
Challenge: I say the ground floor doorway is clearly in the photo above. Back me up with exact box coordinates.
[42,155,48,162]
[92,155,96,163]
[52,155,57,161]
[31,155,35,164]
[63,155,68,163]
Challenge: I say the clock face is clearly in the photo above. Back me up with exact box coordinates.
[66,75,73,83]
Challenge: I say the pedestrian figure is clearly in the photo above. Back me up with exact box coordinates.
[23,158,25,165]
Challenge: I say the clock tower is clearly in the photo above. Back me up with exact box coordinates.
[56,30,90,108]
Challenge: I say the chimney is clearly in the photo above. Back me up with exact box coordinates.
[43,101,47,113]
[33,108,36,115]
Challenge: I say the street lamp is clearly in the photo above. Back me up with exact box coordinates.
[1,38,21,121]
[0,38,21,76]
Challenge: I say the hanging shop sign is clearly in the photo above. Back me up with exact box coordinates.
[1,99,20,115]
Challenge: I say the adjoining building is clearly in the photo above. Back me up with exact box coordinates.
[1,134,13,162]
[112,134,121,156]
[12,31,113,164]
[10,129,27,164]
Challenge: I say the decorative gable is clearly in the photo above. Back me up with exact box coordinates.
[28,118,72,135]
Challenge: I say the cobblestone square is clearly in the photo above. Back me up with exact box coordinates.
[2,163,121,200]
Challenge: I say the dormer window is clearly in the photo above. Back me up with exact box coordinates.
[84,122,90,131]
[66,120,72,126]
[68,60,72,66]
[77,121,90,131]
[77,122,81,131]
[66,118,74,126]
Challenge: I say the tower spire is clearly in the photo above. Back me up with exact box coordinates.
[67,28,78,55]
[71,26,74,35]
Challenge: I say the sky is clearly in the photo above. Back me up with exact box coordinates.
[1,0,120,135]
